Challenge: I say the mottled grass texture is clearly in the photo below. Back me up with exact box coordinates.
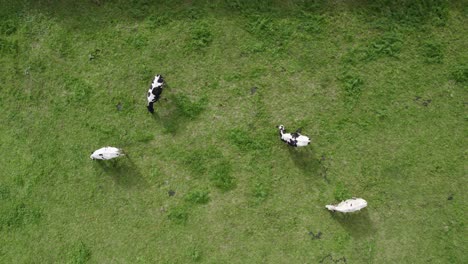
[0,0,466,263]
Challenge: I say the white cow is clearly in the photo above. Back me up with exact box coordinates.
[278,125,310,147]
[325,198,367,213]
[90,147,124,160]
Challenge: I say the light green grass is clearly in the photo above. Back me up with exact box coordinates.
[0,0,466,263]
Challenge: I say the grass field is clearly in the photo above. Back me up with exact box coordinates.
[0,0,466,263]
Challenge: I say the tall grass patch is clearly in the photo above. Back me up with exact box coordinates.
[421,40,444,64]
[168,205,189,224]
[187,21,213,52]
[69,242,92,264]
[210,160,235,191]
[367,0,449,29]
[450,64,468,84]
[0,202,42,230]
[185,189,210,204]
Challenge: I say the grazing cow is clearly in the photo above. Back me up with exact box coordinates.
[147,75,165,113]
[90,147,124,160]
[278,125,310,147]
[325,198,367,213]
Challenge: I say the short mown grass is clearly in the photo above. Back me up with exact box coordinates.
[0,0,466,263]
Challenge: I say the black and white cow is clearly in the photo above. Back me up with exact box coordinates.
[278,125,310,147]
[147,75,164,113]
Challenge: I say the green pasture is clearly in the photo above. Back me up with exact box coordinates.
[0,0,466,263]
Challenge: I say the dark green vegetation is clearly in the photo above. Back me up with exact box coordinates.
[0,0,466,263]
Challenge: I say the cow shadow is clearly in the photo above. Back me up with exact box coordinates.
[150,102,183,135]
[328,209,375,238]
[93,154,147,189]
[150,92,206,135]
[288,147,329,183]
